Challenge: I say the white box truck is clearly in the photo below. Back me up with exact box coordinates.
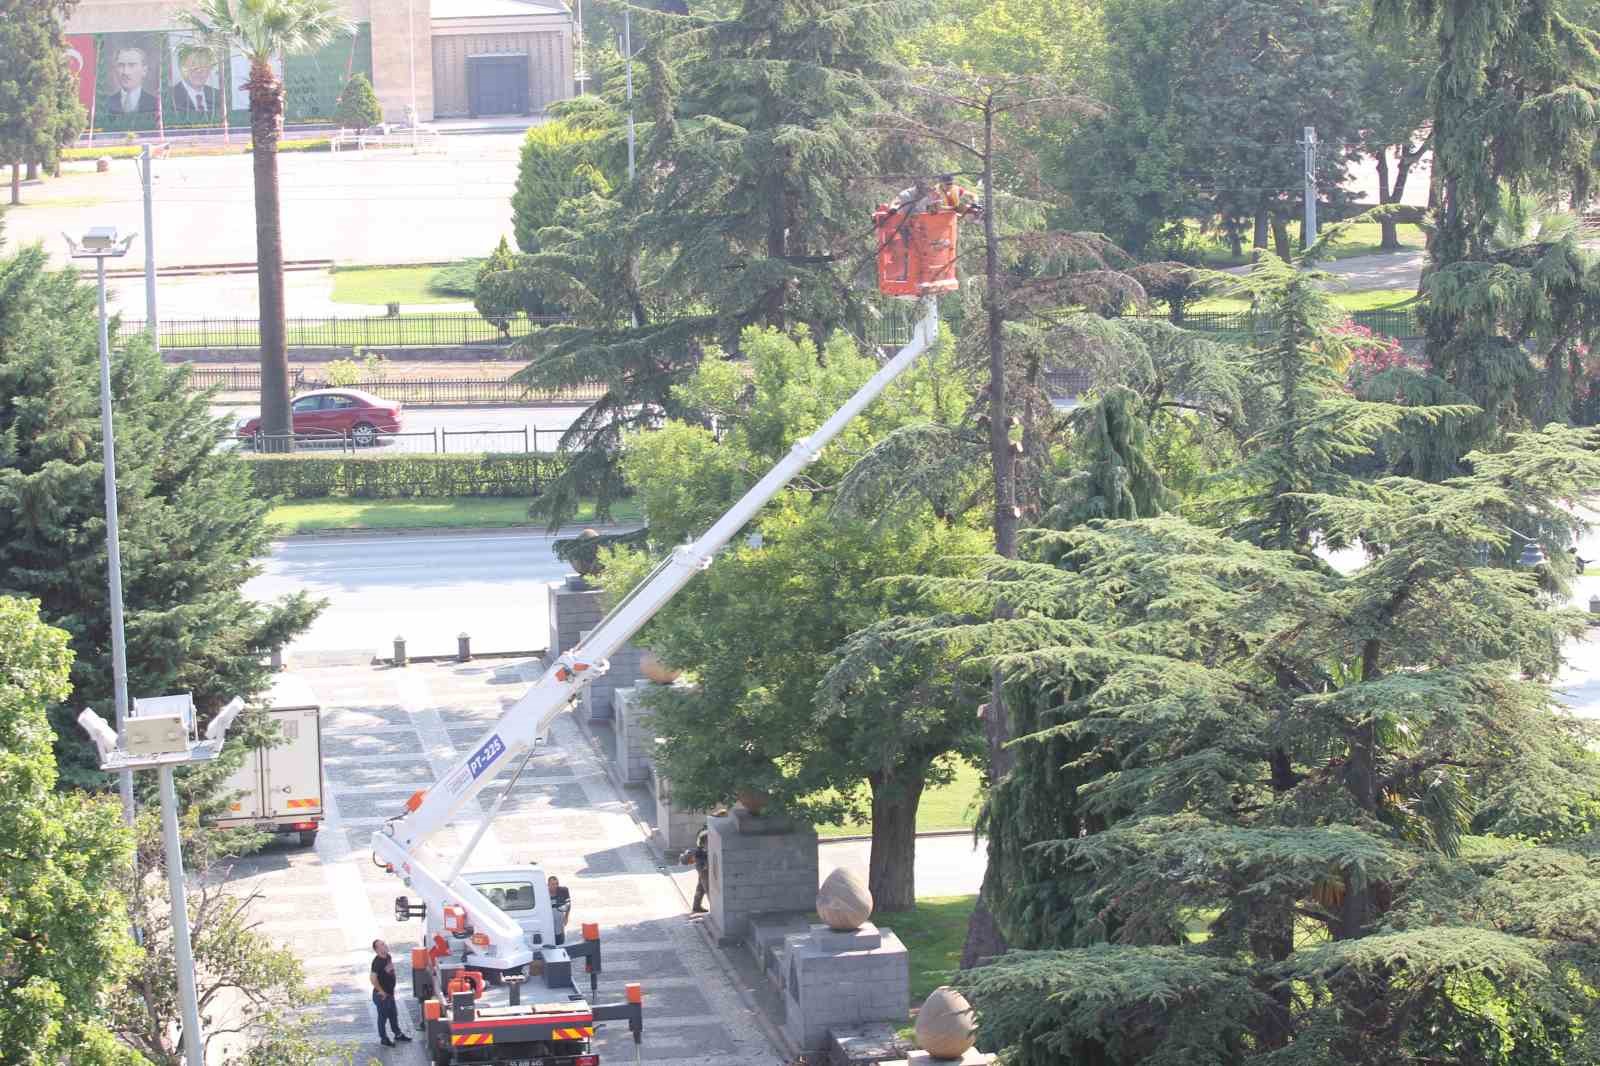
[210,674,324,847]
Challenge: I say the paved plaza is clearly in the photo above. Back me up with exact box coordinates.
[221,657,786,1065]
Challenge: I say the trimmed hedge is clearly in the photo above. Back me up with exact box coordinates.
[244,452,566,500]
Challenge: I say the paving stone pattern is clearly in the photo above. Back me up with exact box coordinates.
[218,660,784,1066]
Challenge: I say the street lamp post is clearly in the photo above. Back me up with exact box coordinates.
[65,226,139,829]
[406,0,419,150]
[79,694,245,1066]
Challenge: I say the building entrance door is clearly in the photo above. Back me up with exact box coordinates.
[466,55,529,116]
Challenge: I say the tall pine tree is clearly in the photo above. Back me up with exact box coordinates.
[0,240,320,786]
[514,0,918,527]
[1376,0,1600,453]
[0,0,85,205]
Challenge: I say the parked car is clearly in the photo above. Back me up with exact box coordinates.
[236,388,402,447]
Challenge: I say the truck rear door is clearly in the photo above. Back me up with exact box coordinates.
[218,749,265,822]
[264,707,323,819]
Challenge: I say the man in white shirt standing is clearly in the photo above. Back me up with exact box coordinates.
[101,45,157,114]
[169,50,220,116]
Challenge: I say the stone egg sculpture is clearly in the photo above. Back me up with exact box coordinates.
[639,649,681,684]
[915,985,977,1059]
[815,867,873,931]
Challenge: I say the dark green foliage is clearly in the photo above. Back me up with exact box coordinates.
[474,236,522,336]
[0,597,140,1065]
[514,0,921,529]
[0,243,319,785]
[1377,0,1600,456]
[332,72,381,128]
[243,451,566,499]
[0,0,86,192]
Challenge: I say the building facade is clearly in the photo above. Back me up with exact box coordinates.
[62,0,573,130]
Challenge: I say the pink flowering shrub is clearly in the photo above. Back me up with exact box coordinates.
[1336,321,1421,394]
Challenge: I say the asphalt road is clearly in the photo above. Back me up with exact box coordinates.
[9,134,529,271]
[212,403,585,453]
[248,528,582,662]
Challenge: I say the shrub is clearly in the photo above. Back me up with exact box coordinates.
[323,358,363,386]
[243,452,567,500]
[334,73,383,129]
[511,118,611,254]
[474,237,521,337]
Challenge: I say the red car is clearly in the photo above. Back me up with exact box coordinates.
[236,388,403,447]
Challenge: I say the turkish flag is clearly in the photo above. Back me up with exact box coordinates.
[64,35,96,111]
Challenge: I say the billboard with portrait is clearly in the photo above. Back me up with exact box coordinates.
[167,32,225,125]
[60,27,372,133]
[95,32,167,131]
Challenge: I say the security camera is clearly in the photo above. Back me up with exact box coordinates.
[205,697,246,742]
[78,708,120,759]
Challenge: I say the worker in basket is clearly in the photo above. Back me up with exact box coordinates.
[887,173,983,218]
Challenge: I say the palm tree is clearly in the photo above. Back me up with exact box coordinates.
[179,0,351,451]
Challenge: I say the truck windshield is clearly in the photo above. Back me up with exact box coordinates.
[475,881,538,912]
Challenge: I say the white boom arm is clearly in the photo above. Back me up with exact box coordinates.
[375,298,940,969]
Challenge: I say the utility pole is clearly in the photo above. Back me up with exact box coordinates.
[623,7,635,182]
[575,0,587,94]
[1300,126,1318,248]
[137,146,158,352]
[407,0,419,150]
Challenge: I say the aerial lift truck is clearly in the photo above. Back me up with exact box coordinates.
[373,199,962,1065]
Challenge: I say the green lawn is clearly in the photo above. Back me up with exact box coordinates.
[882,895,978,1005]
[814,759,982,840]
[330,265,469,306]
[1191,286,1418,314]
[1187,219,1425,267]
[266,496,642,535]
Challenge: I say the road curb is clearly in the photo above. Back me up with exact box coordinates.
[270,522,644,542]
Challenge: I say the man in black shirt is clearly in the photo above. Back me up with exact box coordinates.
[369,939,413,1047]
[547,875,572,944]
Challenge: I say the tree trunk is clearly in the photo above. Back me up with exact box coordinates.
[25,160,39,181]
[961,95,1014,971]
[249,58,293,452]
[1271,212,1292,261]
[1252,207,1269,250]
[867,769,927,912]
[1375,149,1399,251]
[9,163,18,206]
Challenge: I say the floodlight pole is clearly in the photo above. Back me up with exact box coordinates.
[624,7,635,181]
[137,147,158,351]
[160,765,205,1066]
[90,247,137,829]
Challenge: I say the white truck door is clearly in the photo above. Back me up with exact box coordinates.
[264,707,324,818]
[218,748,265,821]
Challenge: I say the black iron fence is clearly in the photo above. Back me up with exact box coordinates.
[187,366,603,406]
[1150,307,1423,338]
[132,313,565,350]
[231,426,566,454]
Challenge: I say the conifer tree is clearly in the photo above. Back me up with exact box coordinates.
[0,0,86,206]
[514,0,918,527]
[0,241,320,785]
[1376,0,1600,453]
[332,71,381,128]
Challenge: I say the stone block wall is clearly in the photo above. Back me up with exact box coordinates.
[579,633,644,722]
[780,922,910,1052]
[653,764,706,852]
[707,809,819,943]
[546,577,602,666]
[612,685,657,785]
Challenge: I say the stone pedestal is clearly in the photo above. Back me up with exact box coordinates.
[780,922,910,1052]
[652,760,706,852]
[894,1052,994,1066]
[580,631,645,722]
[612,686,657,785]
[547,577,602,666]
[707,807,819,944]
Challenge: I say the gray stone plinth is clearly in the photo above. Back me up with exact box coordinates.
[894,1051,995,1065]
[653,763,707,852]
[547,579,602,669]
[748,913,812,982]
[827,1022,913,1066]
[580,629,645,722]
[780,921,910,1052]
[707,810,819,944]
[612,685,657,785]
